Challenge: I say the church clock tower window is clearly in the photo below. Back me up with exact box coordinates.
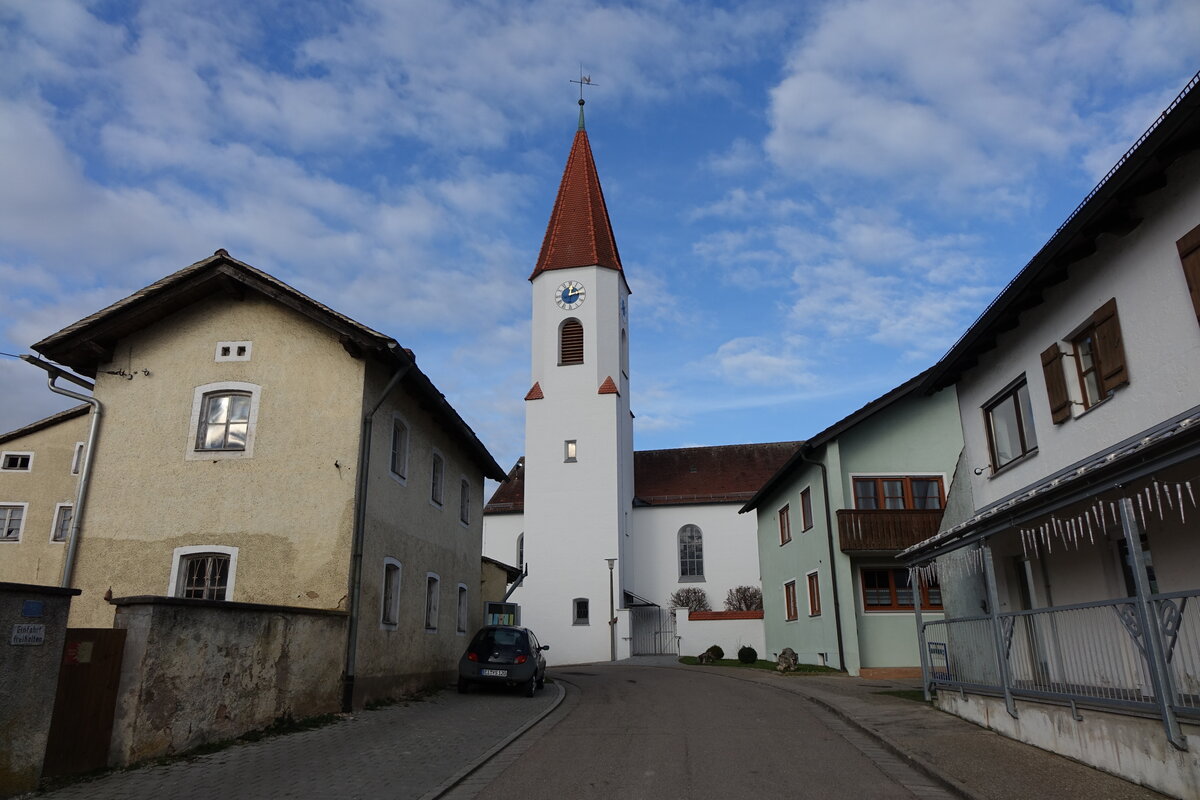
[559,318,584,365]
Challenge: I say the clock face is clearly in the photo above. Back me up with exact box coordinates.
[555,280,586,310]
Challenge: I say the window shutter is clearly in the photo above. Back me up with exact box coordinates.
[1040,344,1071,424]
[560,319,584,365]
[1091,298,1128,394]
[1177,223,1200,327]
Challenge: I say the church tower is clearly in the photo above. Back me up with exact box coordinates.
[516,102,634,665]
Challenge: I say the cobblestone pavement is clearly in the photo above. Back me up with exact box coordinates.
[30,683,562,800]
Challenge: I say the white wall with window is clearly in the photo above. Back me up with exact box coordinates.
[185,382,262,461]
[1,452,33,472]
[424,573,440,631]
[380,558,402,629]
[1,502,28,542]
[50,503,73,543]
[456,583,468,634]
[389,415,409,483]
[167,545,238,601]
[430,452,444,507]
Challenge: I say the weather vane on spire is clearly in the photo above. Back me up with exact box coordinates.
[570,67,597,130]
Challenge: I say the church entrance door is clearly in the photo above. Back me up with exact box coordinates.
[630,606,677,655]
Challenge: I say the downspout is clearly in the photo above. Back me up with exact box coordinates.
[342,351,412,713]
[20,356,100,589]
[797,445,847,672]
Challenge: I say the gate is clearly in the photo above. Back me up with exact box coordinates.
[42,628,126,778]
[630,606,677,655]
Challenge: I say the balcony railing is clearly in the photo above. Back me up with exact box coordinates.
[837,509,944,552]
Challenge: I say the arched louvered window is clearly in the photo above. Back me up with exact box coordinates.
[560,318,584,365]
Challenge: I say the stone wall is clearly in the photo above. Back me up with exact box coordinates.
[0,582,78,798]
[109,596,346,766]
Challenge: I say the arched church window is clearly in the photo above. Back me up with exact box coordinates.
[560,318,584,365]
[678,524,704,580]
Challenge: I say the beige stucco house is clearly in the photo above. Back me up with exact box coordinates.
[6,250,506,706]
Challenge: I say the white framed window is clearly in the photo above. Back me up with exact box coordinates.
[168,545,238,600]
[573,597,590,625]
[783,580,798,621]
[430,452,444,507]
[50,503,73,543]
[806,570,821,617]
[70,442,85,475]
[381,558,402,628]
[1,503,28,542]
[564,440,577,462]
[186,382,262,461]
[1,451,33,472]
[389,415,409,482]
[457,583,469,634]
[678,524,704,581]
[215,341,253,362]
[425,573,440,631]
[459,477,470,525]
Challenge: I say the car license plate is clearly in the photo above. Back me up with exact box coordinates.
[481,668,507,677]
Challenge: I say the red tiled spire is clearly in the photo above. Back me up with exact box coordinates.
[529,120,623,281]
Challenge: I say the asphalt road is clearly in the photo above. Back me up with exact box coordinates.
[471,663,947,800]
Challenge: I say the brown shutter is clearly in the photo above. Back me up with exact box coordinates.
[1178,223,1200,327]
[1040,344,1072,424]
[560,319,584,365]
[1091,298,1128,393]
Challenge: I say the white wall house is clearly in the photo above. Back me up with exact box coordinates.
[903,71,1200,799]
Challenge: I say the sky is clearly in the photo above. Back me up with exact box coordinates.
[3,0,1199,478]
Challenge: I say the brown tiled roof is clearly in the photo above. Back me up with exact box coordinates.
[529,127,624,283]
[483,441,803,514]
[597,376,618,395]
[0,404,90,446]
[524,382,544,401]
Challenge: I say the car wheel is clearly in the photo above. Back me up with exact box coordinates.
[523,677,535,697]
[457,677,469,694]
[536,672,545,690]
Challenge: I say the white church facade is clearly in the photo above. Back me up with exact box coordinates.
[482,107,797,666]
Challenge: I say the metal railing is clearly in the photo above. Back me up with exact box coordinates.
[921,589,1200,722]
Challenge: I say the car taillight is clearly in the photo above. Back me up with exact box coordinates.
[515,655,528,664]
[467,652,479,661]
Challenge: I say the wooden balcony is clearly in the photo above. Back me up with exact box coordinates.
[837,509,944,552]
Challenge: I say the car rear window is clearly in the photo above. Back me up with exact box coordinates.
[470,628,527,652]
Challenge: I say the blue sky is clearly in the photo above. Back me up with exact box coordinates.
[2,0,1199,476]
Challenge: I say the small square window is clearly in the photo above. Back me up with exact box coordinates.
[573,597,590,625]
[51,504,73,543]
[215,341,253,362]
[177,553,231,600]
[564,440,577,462]
[1,504,27,542]
[2,452,32,472]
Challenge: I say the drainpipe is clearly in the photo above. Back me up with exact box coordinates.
[342,351,412,713]
[797,446,847,672]
[20,356,100,589]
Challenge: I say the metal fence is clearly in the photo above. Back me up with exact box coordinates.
[921,589,1200,727]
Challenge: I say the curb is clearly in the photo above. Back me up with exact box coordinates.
[419,681,566,800]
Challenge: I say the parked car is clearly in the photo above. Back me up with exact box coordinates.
[458,625,549,697]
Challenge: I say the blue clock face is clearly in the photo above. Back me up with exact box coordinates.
[555,281,585,310]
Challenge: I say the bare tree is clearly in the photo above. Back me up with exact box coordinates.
[724,585,763,611]
[667,587,710,612]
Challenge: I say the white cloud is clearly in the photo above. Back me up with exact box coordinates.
[711,336,815,387]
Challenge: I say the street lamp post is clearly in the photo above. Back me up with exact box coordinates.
[605,558,617,661]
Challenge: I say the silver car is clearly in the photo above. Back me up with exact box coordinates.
[458,625,549,697]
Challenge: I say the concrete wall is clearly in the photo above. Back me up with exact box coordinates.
[70,295,364,627]
[936,692,1200,800]
[0,412,88,586]
[0,582,78,798]
[955,151,1200,515]
[675,610,765,659]
[110,596,345,766]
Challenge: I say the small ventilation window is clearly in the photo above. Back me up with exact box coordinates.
[215,341,253,362]
[559,319,583,365]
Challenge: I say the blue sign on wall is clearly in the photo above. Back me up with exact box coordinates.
[21,600,45,618]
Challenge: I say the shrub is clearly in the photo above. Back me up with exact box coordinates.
[668,587,710,612]
[724,585,763,611]
[706,644,724,660]
[738,645,758,664]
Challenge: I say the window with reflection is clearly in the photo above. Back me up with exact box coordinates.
[678,524,704,579]
[197,392,251,451]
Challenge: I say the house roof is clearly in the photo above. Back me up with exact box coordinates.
[481,555,523,582]
[483,441,802,514]
[739,369,932,513]
[30,250,506,481]
[0,404,90,446]
[529,119,626,286]
[923,70,1200,392]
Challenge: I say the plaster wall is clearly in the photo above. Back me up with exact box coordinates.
[0,413,88,586]
[0,583,76,798]
[519,265,632,665]
[67,296,364,627]
[109,597,345,766]
[674,611,765,659]
[482,512,524,579]
[352,359,488,703]
[956,152,1200,514]
[936,692,1200,800]
[626,502,761,612]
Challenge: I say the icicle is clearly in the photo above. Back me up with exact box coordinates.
[1111,501,1119,525]
[1146,487,1156,521]
[1086,511,1095,544]
[1164,481,1173,510]
[1179,484,1187,525]
[1154,480,1164,520]
[1188,480,1197,509]
[1137,493,1148,531]
[1098,502,1107,535]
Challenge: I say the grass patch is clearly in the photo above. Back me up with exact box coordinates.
[677,656,841,674]
[874,689,930,703]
